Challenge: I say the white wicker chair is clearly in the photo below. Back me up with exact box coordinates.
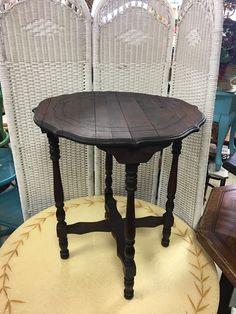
[0,0,93,219]
[158,0,223,227]
[92,0,174,202]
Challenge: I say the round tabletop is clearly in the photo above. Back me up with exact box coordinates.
[33,92,205,147]
[0,196,219,314]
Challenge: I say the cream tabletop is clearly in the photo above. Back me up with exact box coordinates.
[0,196,219,314]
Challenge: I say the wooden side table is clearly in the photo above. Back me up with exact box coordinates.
[33,91,205,299]
[197,152,236,313]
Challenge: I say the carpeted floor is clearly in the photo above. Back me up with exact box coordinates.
[0,196,219,314]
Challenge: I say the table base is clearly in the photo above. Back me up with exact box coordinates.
[47,133,182,299]
[0,197,219,314]
[65,195,164,299]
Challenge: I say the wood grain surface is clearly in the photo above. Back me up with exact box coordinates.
[197,184,236,287]
[33,91,205,147]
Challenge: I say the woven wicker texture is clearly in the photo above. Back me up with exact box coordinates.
[92,0,174,202]
[158,0,223,227]
[0,0,93,218]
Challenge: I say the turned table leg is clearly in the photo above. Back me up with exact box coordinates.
[124,164,138,299]
[162,140,182,247]
[105,153,113,218]
[47,133,69,259]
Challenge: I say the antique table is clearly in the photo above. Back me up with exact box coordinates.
[33,91,205,299]
[197,152,236,313]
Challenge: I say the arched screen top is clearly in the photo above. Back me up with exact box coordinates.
[98,0,171,27]
[0,0,91,63]
[0,0,90,17]
[179,0,215,24]
[92,0,174,68]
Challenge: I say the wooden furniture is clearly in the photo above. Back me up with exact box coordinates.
[197,153,236,313]
[33,91,205,299]
[0,197,220,313]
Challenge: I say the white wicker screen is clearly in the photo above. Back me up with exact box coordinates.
[93,0,174,202]
[0,0,93,219]
[158,0,223,227]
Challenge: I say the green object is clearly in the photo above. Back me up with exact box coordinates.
[0,87,10,147]
[0,83,16,188]
[0,148,16,187]
[220,48,231,64]
[0,84,22,244]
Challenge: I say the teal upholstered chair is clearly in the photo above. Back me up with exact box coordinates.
[213,91,236,171]
[0,87,23,243]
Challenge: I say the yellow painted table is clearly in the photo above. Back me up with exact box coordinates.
[0,197,219,314]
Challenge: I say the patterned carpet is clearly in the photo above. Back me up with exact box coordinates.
[0,196,219,314]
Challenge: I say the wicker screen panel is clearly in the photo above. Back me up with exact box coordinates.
[93,0,174,202]
[0,0,93,218]
[158,0,223,228]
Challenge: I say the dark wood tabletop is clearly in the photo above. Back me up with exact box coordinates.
[197,184,236,287]
[33,91,205,147]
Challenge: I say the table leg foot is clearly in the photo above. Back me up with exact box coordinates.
[124,275,135,299]
[57,223,69,259]
[60,250,69,259]
[161,213,174,247]
[124,292,133,300]
[161,240,169,247]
